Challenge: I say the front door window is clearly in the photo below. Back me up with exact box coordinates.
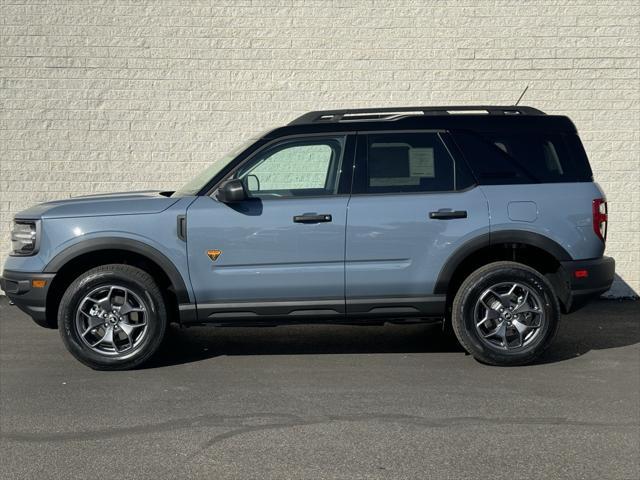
[235,137,345,198]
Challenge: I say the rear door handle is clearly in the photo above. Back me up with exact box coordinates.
[429,209,468,220]
[293,214,332,224]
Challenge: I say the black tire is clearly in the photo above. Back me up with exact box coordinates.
[451,261,560,366]
[58,264,167,370]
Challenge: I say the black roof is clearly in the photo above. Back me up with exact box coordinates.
[262,105,577,139]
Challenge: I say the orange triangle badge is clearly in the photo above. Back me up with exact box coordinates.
[206,249,222,261]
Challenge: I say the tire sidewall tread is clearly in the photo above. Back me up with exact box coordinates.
[452,261,560,366]
[58,264,167,370]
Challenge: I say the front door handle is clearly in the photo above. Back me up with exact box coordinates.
[293,214,332,224]
[429,209,468,220]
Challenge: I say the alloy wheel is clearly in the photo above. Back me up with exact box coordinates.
[75,285,148,356]
[473,282,545,351]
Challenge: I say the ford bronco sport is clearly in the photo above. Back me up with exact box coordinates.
[1,106,615,370]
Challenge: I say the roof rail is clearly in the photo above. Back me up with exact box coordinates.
[288,105,545,125]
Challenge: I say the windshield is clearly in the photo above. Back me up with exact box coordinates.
[173,137,258,196]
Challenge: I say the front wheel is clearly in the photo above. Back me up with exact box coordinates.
[58,264,167,370]
[451,261,560,366]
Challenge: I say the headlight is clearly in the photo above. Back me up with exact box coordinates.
[10,220,38,255]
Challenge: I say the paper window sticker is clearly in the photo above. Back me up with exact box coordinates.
[409,148,435,177]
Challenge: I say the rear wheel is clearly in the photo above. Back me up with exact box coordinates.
[58,264,167,370]
[451,261,559,366]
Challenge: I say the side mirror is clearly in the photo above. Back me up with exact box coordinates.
[216,179,247,203]
[246,174,260,192]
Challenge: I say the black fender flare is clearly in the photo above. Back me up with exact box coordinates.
[44,237,191,304]
[434,230,571,294]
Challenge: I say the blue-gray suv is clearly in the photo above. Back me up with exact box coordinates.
[1,106,615,369]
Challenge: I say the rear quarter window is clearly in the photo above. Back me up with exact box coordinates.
[453,131,593,184]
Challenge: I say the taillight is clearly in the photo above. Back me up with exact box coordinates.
[592,198,608,242]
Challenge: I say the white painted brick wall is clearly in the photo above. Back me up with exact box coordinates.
[1,0,638,296]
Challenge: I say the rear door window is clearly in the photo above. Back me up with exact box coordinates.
[363,132,474,193]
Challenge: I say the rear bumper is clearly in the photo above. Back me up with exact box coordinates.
[560,256,615,313]
[1,270,56,328]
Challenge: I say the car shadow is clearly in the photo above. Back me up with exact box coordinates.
[145,321,463,368]
[534,299,640,365]
[143,300,639,369]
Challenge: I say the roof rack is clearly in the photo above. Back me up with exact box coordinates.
[289,105,545,125]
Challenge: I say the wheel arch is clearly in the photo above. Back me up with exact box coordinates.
[435,230,572,312]
[44,238,191,327]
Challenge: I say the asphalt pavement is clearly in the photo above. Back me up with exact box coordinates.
[1,297,638,480]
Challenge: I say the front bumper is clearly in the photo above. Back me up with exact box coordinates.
[1,270,56,328]
[560,256,615,313]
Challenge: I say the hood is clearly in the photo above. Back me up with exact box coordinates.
[14,190,180,220]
